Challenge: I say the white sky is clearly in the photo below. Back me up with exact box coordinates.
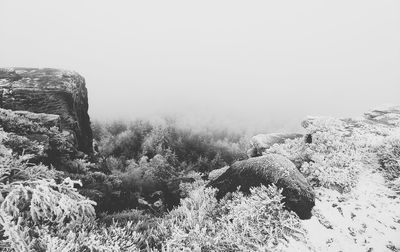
[1,0,399,132]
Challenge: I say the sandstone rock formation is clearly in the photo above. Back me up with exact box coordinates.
[302,106,400,144]
[364,106,400,127]
[208,154,315,219]
[247,133,303,157]
[208,166,229,181]
[0,68,93,155]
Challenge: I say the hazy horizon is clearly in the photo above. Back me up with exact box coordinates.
[1,0,399,133]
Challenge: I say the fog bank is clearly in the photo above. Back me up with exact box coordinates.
[1,0,399,133]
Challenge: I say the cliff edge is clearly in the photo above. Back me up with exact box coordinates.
[0,67,93,155]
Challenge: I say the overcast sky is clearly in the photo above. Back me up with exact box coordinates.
[1,0,399,132]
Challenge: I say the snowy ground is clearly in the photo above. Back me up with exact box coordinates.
[289,158,400,252]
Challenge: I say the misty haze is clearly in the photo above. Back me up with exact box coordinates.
[0,1,400,251]
[1,1,400,133]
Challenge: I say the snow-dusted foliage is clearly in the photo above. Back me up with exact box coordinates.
[265,115,400,195]
[301,118,363,192]
[0,179,96,251]
[0,128,96,251]
[1,109,399,251]
[1,121,306,251]
[266,117,363,192]
[375,130,400,192]
[154,185,305,251]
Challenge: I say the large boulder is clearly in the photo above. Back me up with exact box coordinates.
[248,133,303,157]
[0,68,93,155]
[208,154,315,219]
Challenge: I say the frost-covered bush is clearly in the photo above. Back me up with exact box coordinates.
[301,119,365,192]
[4,184,304,251]
[97,120,153,161]
[0,109,76,168]
[216,186,305,251]
[376,132,400,182]
[154,185,305,251]
[265,137,309,168]
[301,131,361,192]
[268,117,364,192]
[0,178,96,251]
[2,133,45,157]
[0,129,97,251]
[0,109,46,134]
[0,155,59,184]
[4,218,151,252]
[122,154,179,195]
[63,158,95,174]
[78,221,146,251]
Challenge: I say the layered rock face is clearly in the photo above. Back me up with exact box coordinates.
[364,106,400,127]
[247,133,303,157]
[208,154,315,219]
[0,68,93,154]
[302,106,400,143]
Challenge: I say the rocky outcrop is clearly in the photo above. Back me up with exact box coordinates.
[0,68,93,154]
[364,106,400,127]
[302,106,400,144]
[208,166,229,181]
[208,154,315,219]
[247,133,303,157]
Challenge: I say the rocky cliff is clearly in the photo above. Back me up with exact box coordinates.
[0,68,93,155]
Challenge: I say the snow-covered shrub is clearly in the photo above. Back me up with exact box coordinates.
[217,185,305,251]
[122,153,179,196]
[376,132,400,182]
[0,139,59,184]
[265,137,309,168]
[0,156,59,184]
[178,171,206,198]
[268,117,364,192]
[63,158,95,174]
[0,178,96,251]
[77,221,148,251]
[0,109,75,158]
[0,109,46,134]
[155,185,305,251]
[10,219,151,252]
[301,119,365,192]
[2,133,45,157]
[0,130,97,251]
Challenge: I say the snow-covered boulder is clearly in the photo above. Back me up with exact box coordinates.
[208,154,315,219]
